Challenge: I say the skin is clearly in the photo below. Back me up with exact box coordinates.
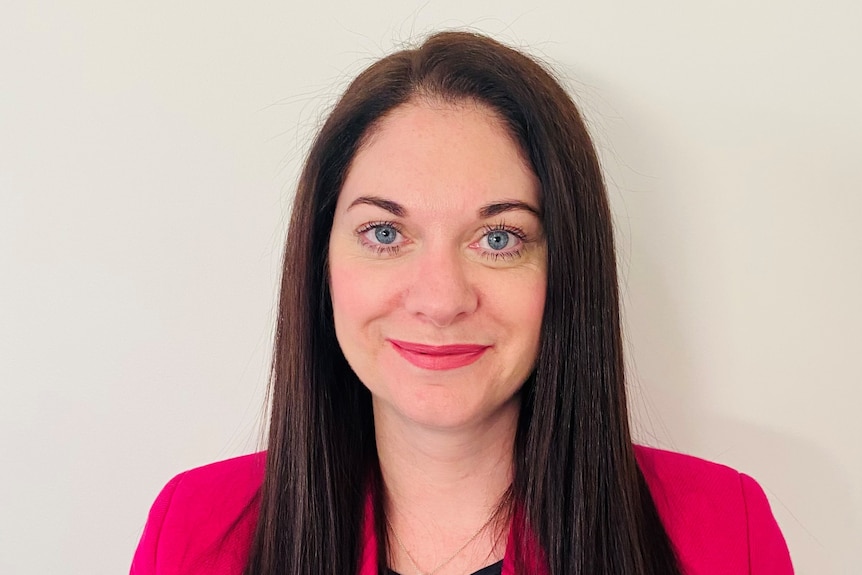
[328,99,547,574]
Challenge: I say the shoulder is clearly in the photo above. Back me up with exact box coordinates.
[634,444,741,495]
[130,452,266,575]
[634,445,793,574]
[164,451,266,503]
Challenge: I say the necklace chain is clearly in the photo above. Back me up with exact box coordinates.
[386,510,499,575]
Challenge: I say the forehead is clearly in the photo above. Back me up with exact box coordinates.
[338,100,540,214]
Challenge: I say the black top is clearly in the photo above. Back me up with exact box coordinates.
[389,560,503,575]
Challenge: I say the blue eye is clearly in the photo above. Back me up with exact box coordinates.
[374,225,398,244]
[476,224,528,260]
[356,221,404,255]
[486,230,510,250]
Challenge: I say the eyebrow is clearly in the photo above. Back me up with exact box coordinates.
[478,200,540,219]
[347,196,406,217]
[347,196,540,219]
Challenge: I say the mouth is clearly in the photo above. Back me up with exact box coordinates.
[387,339,490,371]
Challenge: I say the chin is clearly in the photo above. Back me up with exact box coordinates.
[408,408,480,430]
[381,389,521,432]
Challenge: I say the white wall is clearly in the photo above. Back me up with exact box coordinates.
[1,1,859,573]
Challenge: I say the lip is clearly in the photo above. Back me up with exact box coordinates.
[388,339,490,371]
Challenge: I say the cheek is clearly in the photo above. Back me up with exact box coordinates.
[329,264,363,333]
[329,259,400,333]
[526,278,547,329]
[494,272,546,331]
[516,277,546,371]
[499,273,546,363]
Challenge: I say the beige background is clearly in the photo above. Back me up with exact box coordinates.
[1,1,859,573]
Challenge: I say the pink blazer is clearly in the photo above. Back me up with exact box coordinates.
[130,446,793,574]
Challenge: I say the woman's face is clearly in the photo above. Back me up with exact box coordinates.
[328,100,547,431]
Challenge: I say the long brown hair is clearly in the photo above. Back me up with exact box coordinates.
[245,31,682,575]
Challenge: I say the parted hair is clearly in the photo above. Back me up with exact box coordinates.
[244,31,683,575]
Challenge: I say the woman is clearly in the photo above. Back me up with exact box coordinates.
[131,31,793,575]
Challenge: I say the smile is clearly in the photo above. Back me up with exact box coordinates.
[387,339,490,371]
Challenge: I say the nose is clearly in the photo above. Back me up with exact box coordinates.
[402,244,478,327]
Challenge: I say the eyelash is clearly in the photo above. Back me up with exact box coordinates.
[355,220,404,256]
[354,221,529,260]
[479,223,527,260]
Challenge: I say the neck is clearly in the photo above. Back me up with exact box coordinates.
[375,398,518,511]
[373,398,518,574]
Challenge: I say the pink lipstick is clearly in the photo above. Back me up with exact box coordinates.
[388,339,489,370]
